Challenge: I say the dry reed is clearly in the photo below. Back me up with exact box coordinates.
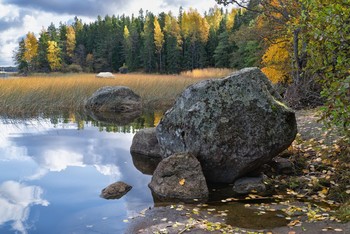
[0,73,216,117]
[180,68,235,79]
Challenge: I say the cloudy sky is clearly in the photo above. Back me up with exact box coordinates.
[0,0,227,67]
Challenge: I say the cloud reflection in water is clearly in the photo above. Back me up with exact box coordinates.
[0,118,153,233]
[0,180,49,234]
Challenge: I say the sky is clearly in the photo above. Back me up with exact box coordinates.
[0,0,228,67]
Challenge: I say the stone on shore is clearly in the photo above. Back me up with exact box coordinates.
[149,153,208,202]
[156,67,297,183]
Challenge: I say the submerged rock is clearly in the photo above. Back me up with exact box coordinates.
[149,153,208,202]
[100,181,132,199]
[86,109,141,125]
[85,86,142,113]
[233,176,266,195]
[156,67,297,183]
[131,152,162,175]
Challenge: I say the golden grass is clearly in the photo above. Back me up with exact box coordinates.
[0,73,213,117]
[180,68,235,79]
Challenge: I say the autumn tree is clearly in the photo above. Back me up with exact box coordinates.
[123,25,132,68]
[47,40,61,71]
[154,17,164,72]
[181,9,210,69]
[66,26,76,62]
[23,32,38,72]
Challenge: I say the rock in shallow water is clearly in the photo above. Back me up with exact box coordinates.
[232,176,266,195]
[149,153,208,202]
[130,128,161,158]
[85,86,142,113]
[100,181,132,199]
[156,67,297,183]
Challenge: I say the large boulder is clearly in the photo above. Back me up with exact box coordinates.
[156,67,297,183]
[85,86,142,113]
[149,153,208,202]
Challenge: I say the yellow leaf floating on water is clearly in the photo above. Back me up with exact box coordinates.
[179,178,185,186]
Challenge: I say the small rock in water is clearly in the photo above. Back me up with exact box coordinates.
[100,181,132,199]
[233,175,266,195]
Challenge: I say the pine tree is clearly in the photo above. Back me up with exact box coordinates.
[214,31,233,67]
[14,39,28,74]
[164,13,182,73]
[142,13,156,73]
[37,30,50,72]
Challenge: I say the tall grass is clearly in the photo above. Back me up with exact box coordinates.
[180,68,235,78]
[0,73,215,117]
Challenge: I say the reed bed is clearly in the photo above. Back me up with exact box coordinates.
[180,68,235,78]
[0,73,216,117]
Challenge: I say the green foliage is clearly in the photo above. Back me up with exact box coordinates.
[300,0,350,139]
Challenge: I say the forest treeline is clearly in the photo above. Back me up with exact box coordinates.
[14,3,263,75]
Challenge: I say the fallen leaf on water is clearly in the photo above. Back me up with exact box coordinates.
[179,178,185,186]
[288,219,301,227]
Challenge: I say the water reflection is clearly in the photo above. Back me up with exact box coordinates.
[0,181,49,234]
[0,113,162,233]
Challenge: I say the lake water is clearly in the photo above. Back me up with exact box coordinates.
[0,113,288,233]
[0,114,159,234]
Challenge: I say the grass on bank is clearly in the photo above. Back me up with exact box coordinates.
[0,71,228,117]
[180,68,234,78]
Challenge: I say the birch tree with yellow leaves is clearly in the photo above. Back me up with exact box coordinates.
[24,32,38,71]
[47,41,61,71]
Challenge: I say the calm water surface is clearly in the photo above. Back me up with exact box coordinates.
[0,116,154,234]
[0,113,289,233]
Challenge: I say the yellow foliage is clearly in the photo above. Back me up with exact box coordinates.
[261,66,287,84]
[226,8,239,31]
[206,6,223,31]
[24,32,38,62]
[47,41,61,71]
[153,17,164,54]
[261,39,291,83]
[180,68,234,78]
[66,26,76,59]
[181,9,209,43]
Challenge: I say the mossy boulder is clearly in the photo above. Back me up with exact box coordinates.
[156,67,297,183]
